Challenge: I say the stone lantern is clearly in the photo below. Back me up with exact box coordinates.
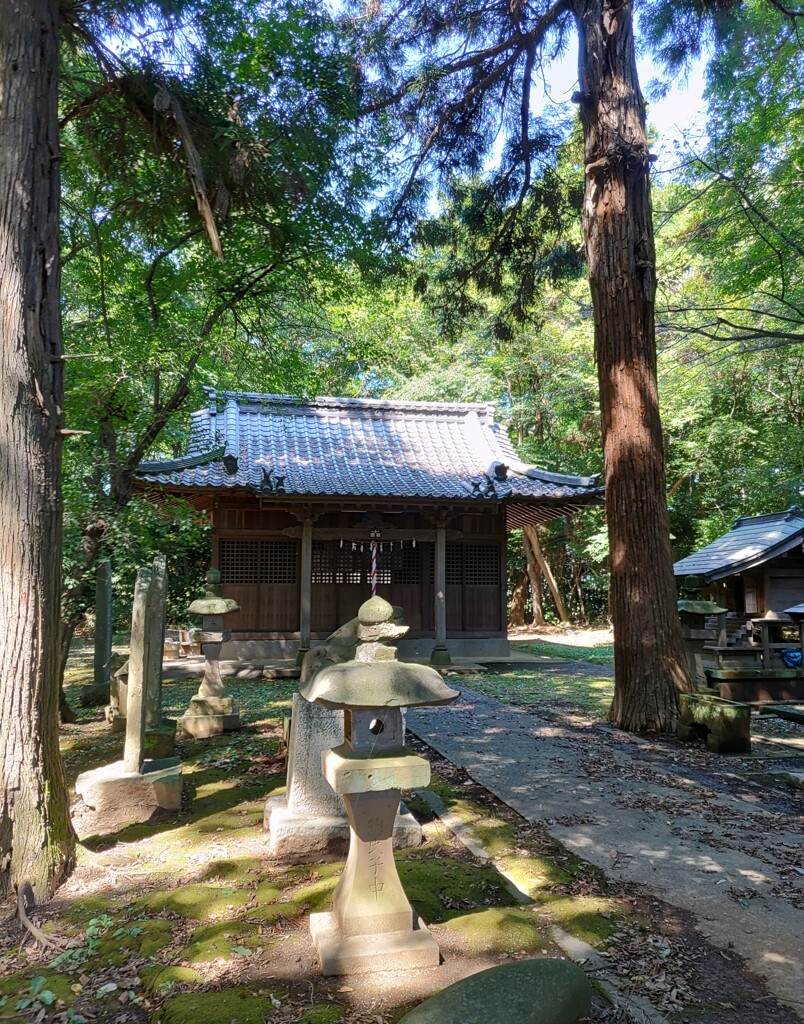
[677,575,727,685]
[301,596,459,975]
[178,568,241,738]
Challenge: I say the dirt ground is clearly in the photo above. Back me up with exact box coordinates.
[509,625,615,647]
[3,643,801,1024]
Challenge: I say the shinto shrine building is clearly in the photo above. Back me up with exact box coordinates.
[136,390,602,661]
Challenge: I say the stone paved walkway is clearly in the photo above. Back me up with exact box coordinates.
[407,685,804,1018]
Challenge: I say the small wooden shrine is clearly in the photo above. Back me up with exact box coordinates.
[136,390,602,661]
[674,507,804,675]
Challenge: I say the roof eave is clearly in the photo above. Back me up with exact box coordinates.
[676,529,804,583]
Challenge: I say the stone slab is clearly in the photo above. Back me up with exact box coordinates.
[187,695,234,716]
[322,745,431,794]
[263,796,422,859]
[397,958,592,1024]
[769,769,804,790]
[144,721,177,759]
[178,712,240,739]
[310,910,439,976]
[75,757,182,828]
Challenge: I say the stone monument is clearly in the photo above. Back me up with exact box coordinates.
[105,652,128,732]
[264,607,422,858]
[76,567,182,829]
[78,560,115,708]
[178,568,241,739]
[303,596,459,975]
[142,556,177,758]
[103,555,175,757]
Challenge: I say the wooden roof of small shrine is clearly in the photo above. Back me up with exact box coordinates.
[673,507,804,583]
[136,390,603,525]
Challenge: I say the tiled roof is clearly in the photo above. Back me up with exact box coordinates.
[136,390,602,509]
[673,507,804,582]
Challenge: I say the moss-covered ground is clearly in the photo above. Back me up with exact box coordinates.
[0,661,666,1024]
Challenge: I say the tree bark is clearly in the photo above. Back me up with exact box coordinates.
[573,0,691,730]
[523,525,569,623]
[0,0,76,900]
[522,531,546,626]
[509,569,528,627]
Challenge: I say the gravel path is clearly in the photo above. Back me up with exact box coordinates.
[407,685,804,1018]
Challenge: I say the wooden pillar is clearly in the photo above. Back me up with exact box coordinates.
[431,519,451,665]
[298,519,313,662]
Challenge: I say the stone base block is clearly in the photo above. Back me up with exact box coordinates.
[310,910,439,975]
[107,713,127,733]
[188,695,234,716]
[264,795,422,860]
[144,721,177,759]
[75,758,182,830]
[178,695,240,738]
[178,712,240,739]
[429,645,452,666]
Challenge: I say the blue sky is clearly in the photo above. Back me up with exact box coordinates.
[532,39,709,172]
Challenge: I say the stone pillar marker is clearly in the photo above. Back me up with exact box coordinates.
[297,518,313,666]
[75,567,182,830]
[93,559,113,690]
[430,518,451,666]
[304,596,459,975]
[123,567,151,773]
[178,568,241,739]
[264,610,422,859]
[142,555,177,758]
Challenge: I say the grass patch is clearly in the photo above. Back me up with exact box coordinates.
[467,670,615,719]
[512,639,614,665]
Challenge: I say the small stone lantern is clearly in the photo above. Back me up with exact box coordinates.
[301,596,459,975]
[178,568,241,739]
[677,575,727,686]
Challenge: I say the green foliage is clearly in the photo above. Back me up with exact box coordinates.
[57,0,389,644]
[14,976,58,1013]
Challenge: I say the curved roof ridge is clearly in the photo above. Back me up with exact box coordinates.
[203,387,497,420]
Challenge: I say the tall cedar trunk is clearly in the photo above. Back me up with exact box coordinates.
[523,525,569,623]
[522,532,546,626]
[574,0,691,730]
[0,0,76,900]
[509,569,528,627]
